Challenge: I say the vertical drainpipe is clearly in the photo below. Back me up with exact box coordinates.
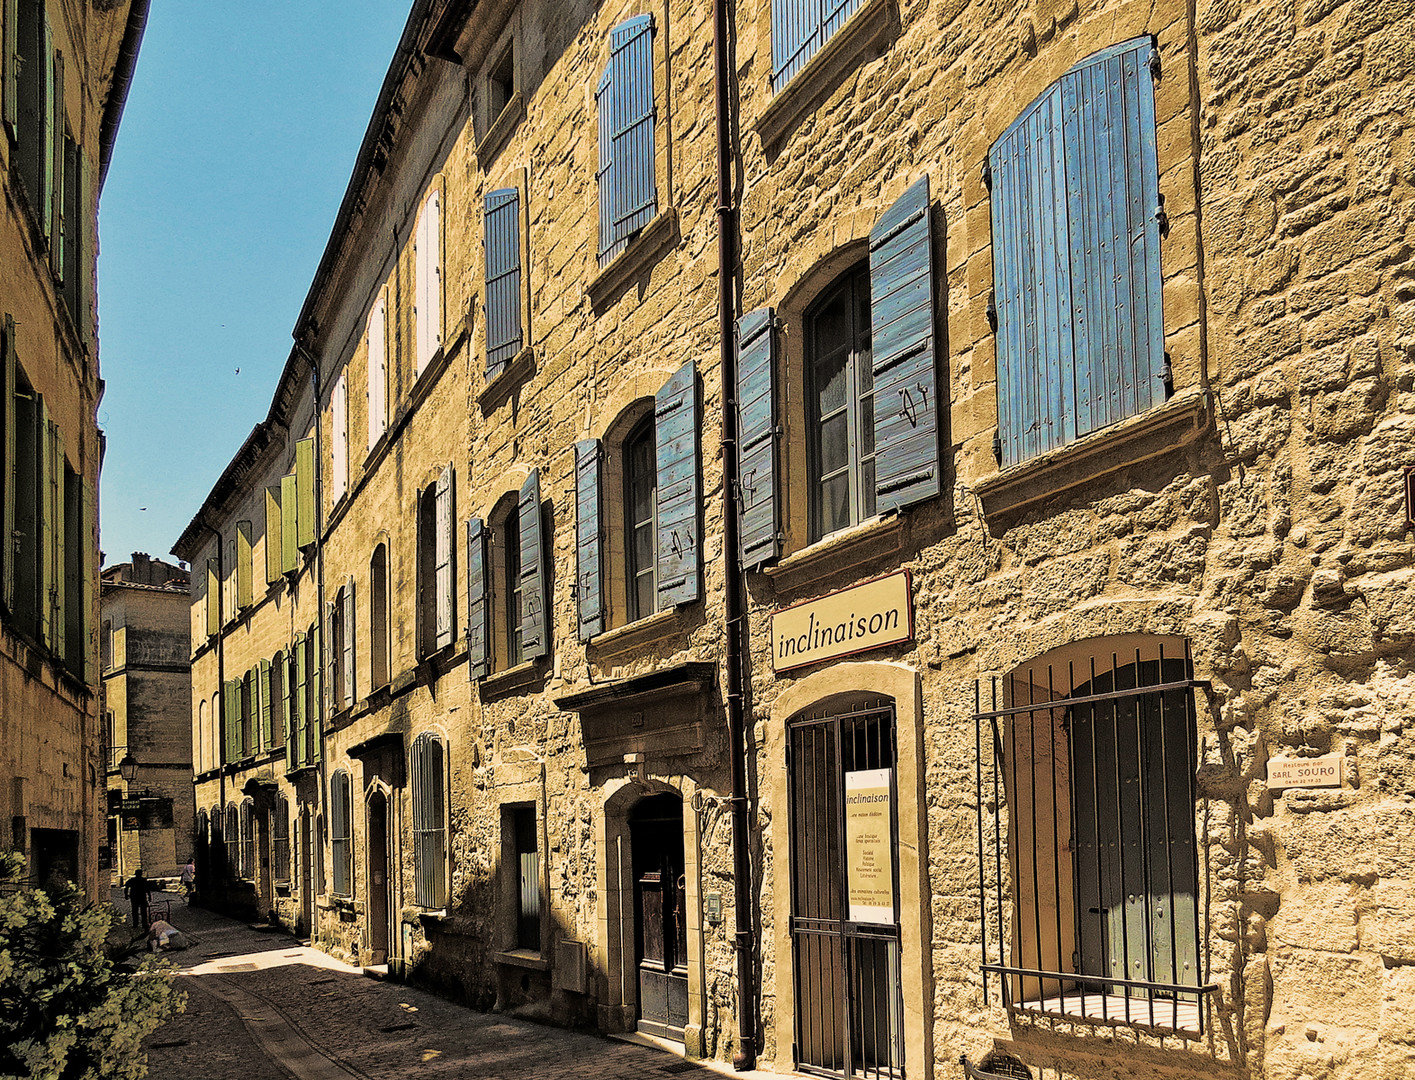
[714,0,756,1069]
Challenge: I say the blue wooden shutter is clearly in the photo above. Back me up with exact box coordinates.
[574,439,605,641]
[466,517,488,679]
[869,175,942,515]
[597,15,656,265]
[655,360,700,608]
[518,470,547,660]
[736,308,782,570]
[771,0,864,90]
[484,187,522,378]
[989,37,1161,467]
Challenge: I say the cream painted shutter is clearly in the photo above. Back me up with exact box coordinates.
[434,464,453,650]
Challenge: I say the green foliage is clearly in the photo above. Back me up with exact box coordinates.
[0,852,185,1080]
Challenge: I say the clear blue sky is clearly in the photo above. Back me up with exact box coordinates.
[97,2,412,569]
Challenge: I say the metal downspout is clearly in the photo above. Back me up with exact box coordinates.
[714,0,756,1068]
[98,0,151,190]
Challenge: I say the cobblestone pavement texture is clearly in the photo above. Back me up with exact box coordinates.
[121,890,772,1080]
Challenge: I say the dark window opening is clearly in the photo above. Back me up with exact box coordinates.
[511,806,539,951]
[488,44,514,120]
[624,415,657,622]
[370,544,389,689]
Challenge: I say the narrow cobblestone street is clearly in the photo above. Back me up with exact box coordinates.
[128,891,771,1080]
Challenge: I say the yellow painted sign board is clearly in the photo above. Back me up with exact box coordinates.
[771,570,913,672]
[845,768,895,924]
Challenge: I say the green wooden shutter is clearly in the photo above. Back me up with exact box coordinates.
[49,50,62,277]
[574,440,604,641]
[295,437,315,548]
[518,470,547,660]
[434,464,453,650]
[39,15,52,239]
[1,315,14,614]
[869,175,942,515]
[3,0,17,132]
[283,651,296,770]
[223,679,239,765]
[205,558,219,637]
[292,632,307,768]
[260,658,273,751]
[36,397,51,649]
[654,361,700,608]
[236,519,253,608]
[280,472,297,572]
[80,473,93,683]
[341,578,355,708]
[309,622,322,763]
[736,308,782,570]
[62,467,80,672]
[466,517,488,680]
[265,484,282,583]
[49,426,63,658]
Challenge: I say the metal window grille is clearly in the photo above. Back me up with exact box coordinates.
[272,795,291,885]
[787,699,903,1079]
[330,771,352,897]
[410,733,447,908]
[239,799,255,881]
[771,0,865,90]
[973,641,1216,1035]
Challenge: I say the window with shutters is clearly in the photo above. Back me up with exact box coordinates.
[269,651,285,751]
[330,370,348,503]
[330,770,353,897]
[12,1,62,247]
[497,496,524,667]
[470,472,547,677]
[304,624,321,764]
[989,39,1166,468]
[414,187,443,376]
[239,798,255,881]
[770,0,866,90]
[475,29,523,163]
[272,793,291,885]
[369,543,390,690]
[240,667,256,758]
[236,520,253,610]
[746,176,940,567]
[410,731,447,909]
[366,294,388,451]
[974,636,1210,1033]
[331,579,355,712]
[596,15,658,267]
[483,186,524,382]
[416,467,454,659]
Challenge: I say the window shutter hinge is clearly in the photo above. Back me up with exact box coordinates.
[986,294,997,332]
[1148,45,1162,81]
[1161,352,1175,398]
[992,433,1003,463]
[981,158,992,191]
[1155,199,1170,239]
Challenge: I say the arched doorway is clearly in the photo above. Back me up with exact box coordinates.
[629,792,688,1039]
[367,790,391,965]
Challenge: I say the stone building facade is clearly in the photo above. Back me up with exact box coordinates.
[178,0,1415,1077]
[99,553,192,882]
[0,0,148,899]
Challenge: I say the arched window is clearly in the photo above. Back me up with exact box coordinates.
[224,803,239,878]
[976,635,1204,1032]
[806,263,874,542]
[369,543,390,690]
[417,467,454,658]
[272,793,291,885]
[330,771,353,897]
[410,732,447,908]
[623,415,657,622]
[197,699,208,772]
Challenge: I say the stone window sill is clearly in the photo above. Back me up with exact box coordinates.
[477,92,524,166]
[588,607,685,658]
[763,514,905,593]
[756,0,896,155]
[974,388,1211,520]
[478,346,535,413]
[403,907,449,924]
[479,658,544,697]
[495,948,549,971]
[588,208,679,311]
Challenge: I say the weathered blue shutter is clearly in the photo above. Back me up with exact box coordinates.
[990,37,1161,467]
[771,0,864,90]
[518,470,547,660]
[736,309,781,570]
[655,361,700,607]
[434,464,454,650]
[869,175,942,515]
[466,517,488,679]
[597,15,656,265]
[574,440,605,641]
[484,187,522,378]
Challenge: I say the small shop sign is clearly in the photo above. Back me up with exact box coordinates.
[1267,754,1342,790]
[845,768,895,924]
[770,570,914,672]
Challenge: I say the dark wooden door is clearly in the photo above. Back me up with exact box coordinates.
[630,794,688,1039]
[368,793,390,964]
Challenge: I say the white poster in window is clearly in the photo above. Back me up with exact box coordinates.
[845,768,895,924]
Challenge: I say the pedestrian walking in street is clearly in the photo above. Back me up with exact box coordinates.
[123,868,152,931]
[180,858,196,904]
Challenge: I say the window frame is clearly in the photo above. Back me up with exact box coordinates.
[329,770,353,898]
